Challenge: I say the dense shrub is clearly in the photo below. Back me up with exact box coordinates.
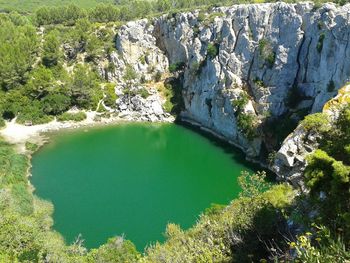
[139,87,150,99]
[0,20,39,90]
[36,5,87,26]
[87,238,140,262]
[25,66,56,99]
[301,112,330,134]
[16,101,53,125]
[160,78,183,114]
[41,93,71,115]
[103,84,117,108]
[123,65,137,83]
[70,65,103,109]
[303,103,350,244]
[232,92,258,141]
[89,4,121,23]
[25,142,38,152]
[57,111,87,122]
[207,43,219,58]
[42,30,61,67]
[258,39,275,68]
[169,62,185,73]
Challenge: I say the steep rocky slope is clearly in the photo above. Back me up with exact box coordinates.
[273,84,350,188]
[101,2,350,180]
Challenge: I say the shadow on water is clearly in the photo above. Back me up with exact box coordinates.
[175,120,276,183]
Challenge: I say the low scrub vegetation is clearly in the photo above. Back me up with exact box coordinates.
[159,78,184,114]
[232,92,258,141]
[57,112,87,122]
[258,39,276,68]
[0,1,349,262]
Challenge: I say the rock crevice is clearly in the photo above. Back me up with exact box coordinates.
[102,2,350,182]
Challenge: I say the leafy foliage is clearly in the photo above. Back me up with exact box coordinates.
[301,112,330,134]
[168,62,185,73]
[232,92,258,141]
[304,104,350,244]
[258,39,275,68]
[103,84,117,108]
[160,78,183,114]
[42,30,61,67]
[70,65,102,109]
[207,43,219,58]
[57,112,87,122]
[0,19,39,90]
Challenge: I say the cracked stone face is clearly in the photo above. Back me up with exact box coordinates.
[99,2,350,183]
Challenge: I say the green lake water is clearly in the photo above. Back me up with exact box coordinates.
[31,123,254,250]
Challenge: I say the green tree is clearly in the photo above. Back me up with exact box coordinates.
[70,65,102,109]
[41,93,71,115]
[0,21,39,90]
[87,237,140,262]
[25,66,55,99]
[42,30,61,67]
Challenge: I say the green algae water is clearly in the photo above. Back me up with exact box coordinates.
[31,123,254,250]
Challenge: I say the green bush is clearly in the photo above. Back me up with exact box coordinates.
[232,93,258,141]
[161,79,183,114]
[0,138,28,186]
[25,66,55,99]
[89,4,121,23]
[207,43,219,58]
[303,104,350,242]
[16,101,53,125]
[0,20,39,90]
[236,112,258,141]
[258,39,275,68]
[123,65,137,82]
[232,93,249,109]
[70,64,102,109]
[25,142,38,152]
[42,30,61,67]
[87,238,140,262]
[253,77,265,88]
[139,88,150,99]
[301,112,330,133]
[41,93,71,115]
[57,111,87,122]
[169,62,185,73]
[103,84,117,108]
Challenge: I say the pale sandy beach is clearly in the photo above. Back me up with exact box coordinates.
[0,111,118,153]
[0,110,175,153]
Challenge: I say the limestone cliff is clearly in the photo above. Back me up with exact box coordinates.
[102,2,350,180]
[273,84,350,188]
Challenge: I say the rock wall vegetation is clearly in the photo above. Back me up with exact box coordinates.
[109,1,350,184]
[0,0,349,262]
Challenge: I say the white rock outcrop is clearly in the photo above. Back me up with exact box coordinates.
[102,2,350,181]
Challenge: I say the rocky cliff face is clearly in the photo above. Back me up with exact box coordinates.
[273,84,350,188]
[102,2,350,180]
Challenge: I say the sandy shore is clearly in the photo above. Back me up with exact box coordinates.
[0,111,176,153]
[0,111,120,153]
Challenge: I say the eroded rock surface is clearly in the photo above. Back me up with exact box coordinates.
[101,2,350,181]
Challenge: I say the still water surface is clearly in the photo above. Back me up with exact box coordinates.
[31,123,254,250]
